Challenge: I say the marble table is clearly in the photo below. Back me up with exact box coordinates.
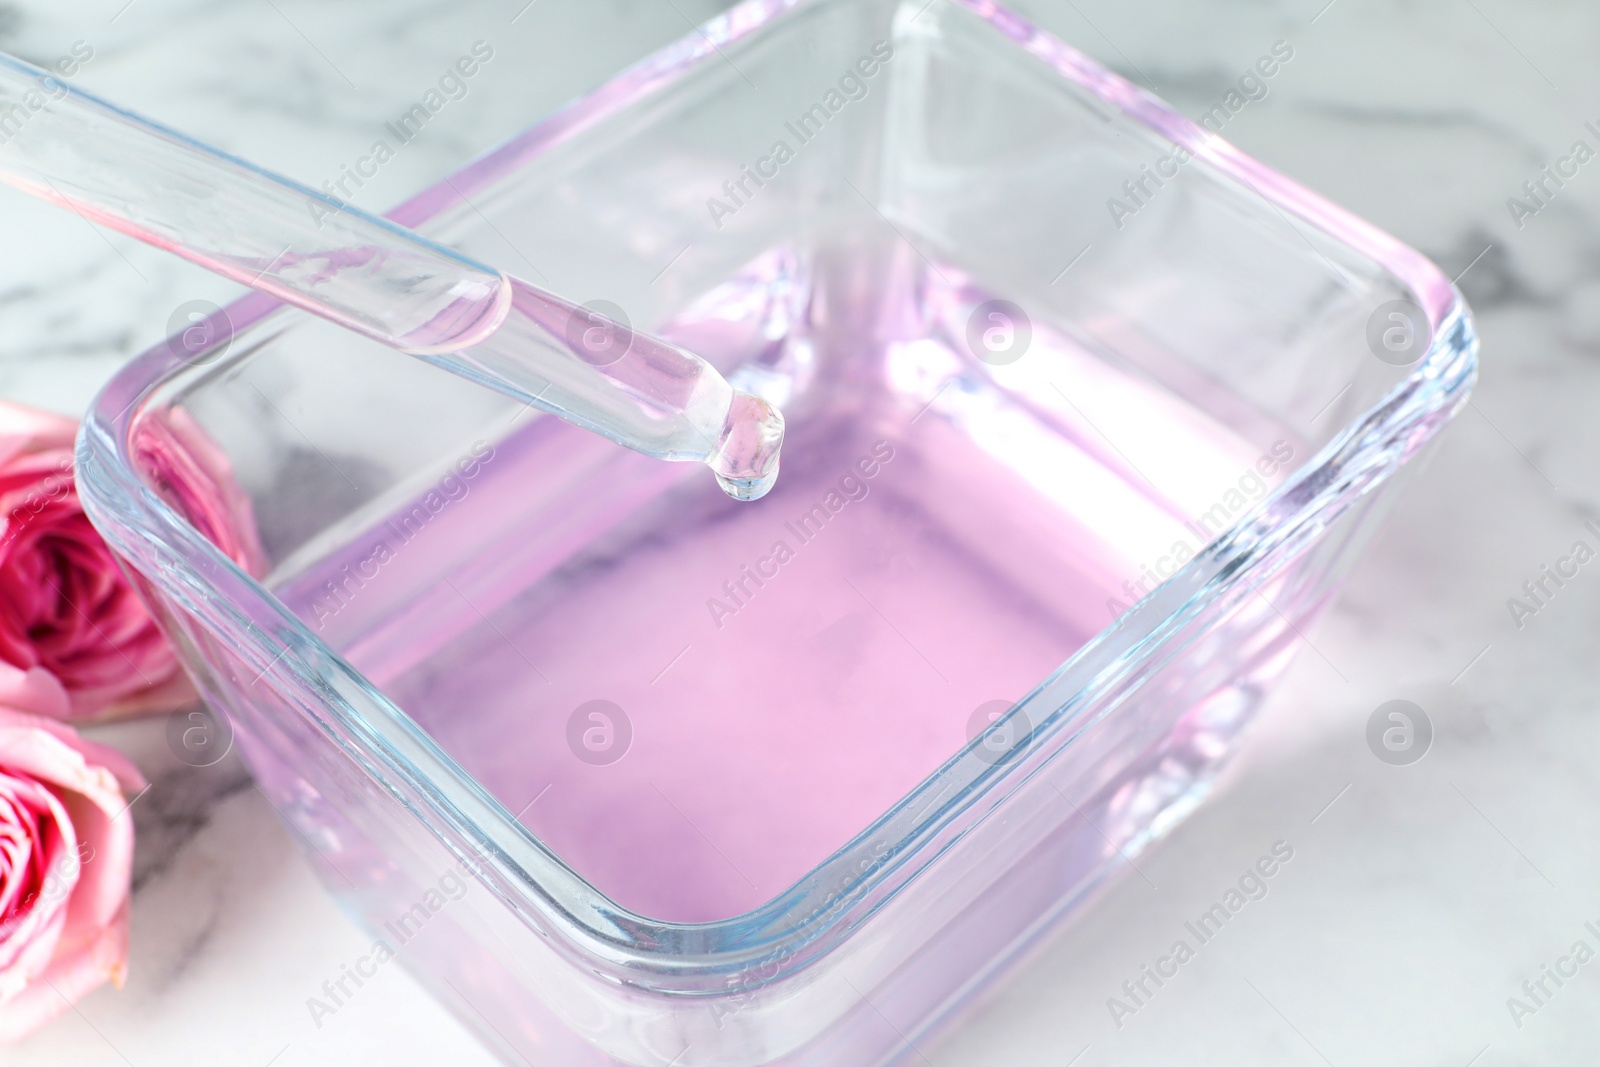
[5,0,1599,1063]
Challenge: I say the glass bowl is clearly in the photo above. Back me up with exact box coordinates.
[77,0,1475,1063]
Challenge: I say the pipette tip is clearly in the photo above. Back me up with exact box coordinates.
[709,390,785,502]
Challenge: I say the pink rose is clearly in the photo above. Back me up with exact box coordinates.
[131,405,267,580]
[0,672,144,1043]
[0,400,188,721]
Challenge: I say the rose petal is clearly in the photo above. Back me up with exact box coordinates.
[0,898,127,1045]
[0,403,193,721]
[0,774,74,989]
[0,665,67,727]
[0,402,76,472]
[0,710,140,1044]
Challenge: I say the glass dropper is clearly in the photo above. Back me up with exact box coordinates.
[0,52,783,500]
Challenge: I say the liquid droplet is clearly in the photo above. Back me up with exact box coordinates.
[709,391,784,502]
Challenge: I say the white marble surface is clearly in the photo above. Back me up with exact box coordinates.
[5,0,1600,1064]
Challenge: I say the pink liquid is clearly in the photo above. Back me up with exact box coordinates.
[310,250,1293,923]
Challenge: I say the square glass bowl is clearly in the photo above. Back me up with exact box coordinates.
[77,0,1475,1063]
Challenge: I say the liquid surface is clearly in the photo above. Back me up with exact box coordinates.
[299,248,1296,923]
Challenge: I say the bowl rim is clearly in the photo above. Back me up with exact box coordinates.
[78,0,1476,989]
